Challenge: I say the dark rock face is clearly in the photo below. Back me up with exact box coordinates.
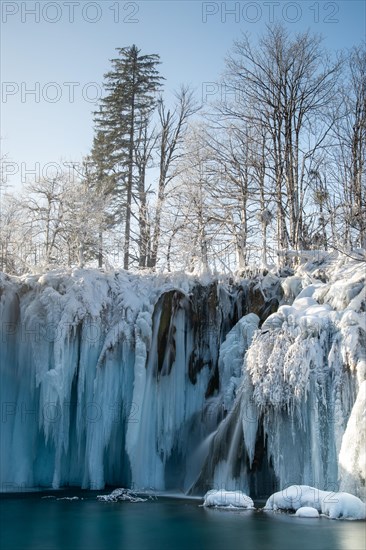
[154,290,187,377]
[149,279,281,393]
[258,297,280,324]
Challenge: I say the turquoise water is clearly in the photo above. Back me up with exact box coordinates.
[1,492,365,550]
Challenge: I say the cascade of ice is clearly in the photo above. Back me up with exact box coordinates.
[0,271,138,490]
[125,284,259,491]
[1,269,270,492]
[1,258,364,499]
[192,260,366,499]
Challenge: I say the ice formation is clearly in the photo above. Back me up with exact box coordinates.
[191,257,366,500]
[0,268,268,491]
[264,485,366,520]
[0,254,365,507]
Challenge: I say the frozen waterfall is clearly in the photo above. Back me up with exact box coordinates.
[0,257,365,500]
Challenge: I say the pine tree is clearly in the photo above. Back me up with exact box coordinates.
[93,45,163,269]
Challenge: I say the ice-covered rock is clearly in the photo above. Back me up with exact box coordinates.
[219,313,259,412]
[203,489,254,509]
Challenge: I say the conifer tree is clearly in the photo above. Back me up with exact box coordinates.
[93,45,163,269]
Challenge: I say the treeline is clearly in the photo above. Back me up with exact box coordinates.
[1,25,365,275]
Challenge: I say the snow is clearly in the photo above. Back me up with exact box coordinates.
[281,276,303,302]
[295,283,324,300]
[264,485,366,520]
[203,489,254,509]
[295,506,320,518]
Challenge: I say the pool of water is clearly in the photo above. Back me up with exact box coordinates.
[1,491,365,550]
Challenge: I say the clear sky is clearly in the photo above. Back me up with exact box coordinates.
[1,0,365,189]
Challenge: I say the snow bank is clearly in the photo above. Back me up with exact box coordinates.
[264,485,366,520]
[203,489,254,509]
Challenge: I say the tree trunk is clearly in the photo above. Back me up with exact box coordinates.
[98,230,103,268]
[123,61,136,271]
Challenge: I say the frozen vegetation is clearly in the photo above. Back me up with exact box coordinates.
[193,254,366,505]
[0,252,365,520]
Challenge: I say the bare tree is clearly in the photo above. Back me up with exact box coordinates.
[0,194,32,273]
[333,45,366,248]
[162,125,217,273]
[201,123,253,269]
[63,174,108,268]
[148,86,199,269]
[133,116,157,268]
[22,177,66,265]
[223,24,341,255]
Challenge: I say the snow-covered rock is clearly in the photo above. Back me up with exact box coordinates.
[264,485,366,520]
[281,276,303,302]
[295,506,319,518]
[203,489,254,509]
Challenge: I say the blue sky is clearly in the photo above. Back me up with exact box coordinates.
[1,0,365,189]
